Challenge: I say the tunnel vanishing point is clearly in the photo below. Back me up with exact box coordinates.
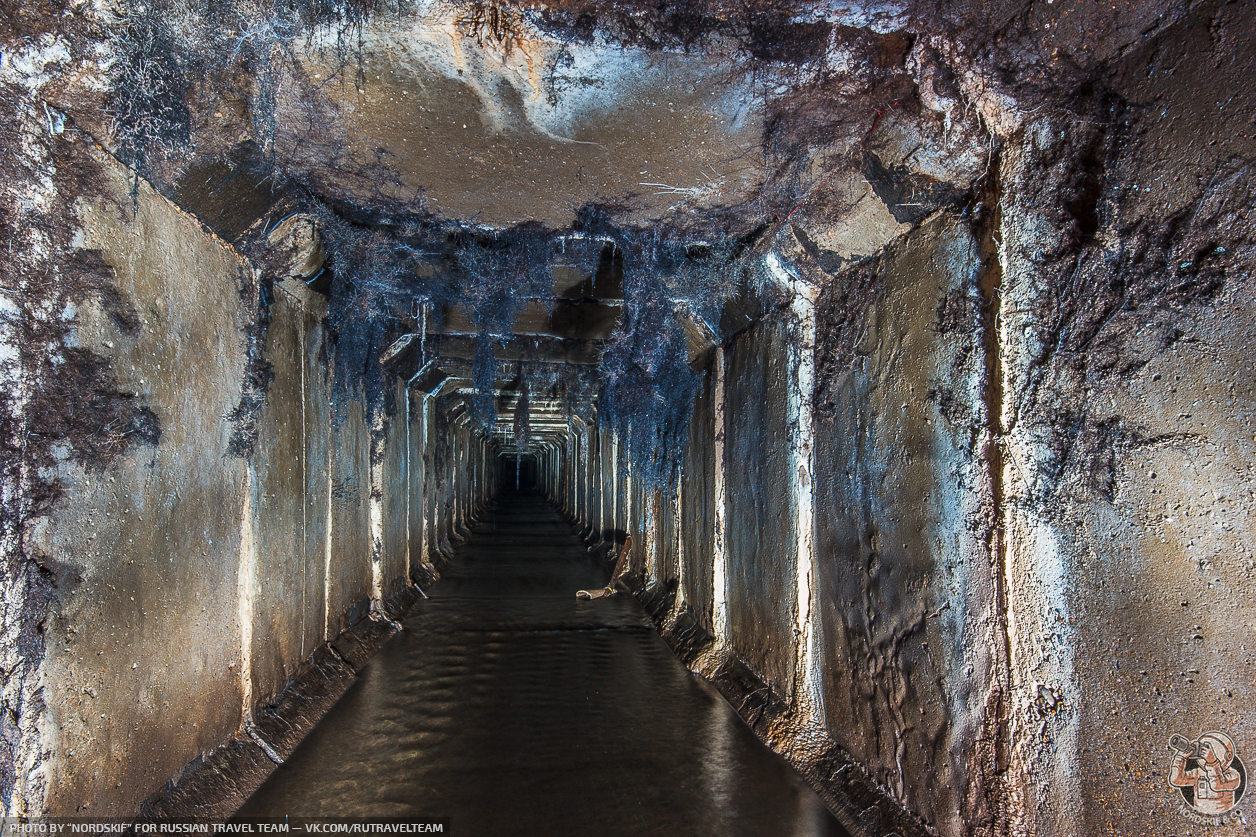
[2,0,1255,834]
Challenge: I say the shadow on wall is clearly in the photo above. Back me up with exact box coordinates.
[5,143,497,818]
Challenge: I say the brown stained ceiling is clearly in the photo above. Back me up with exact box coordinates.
[273,15,765,228]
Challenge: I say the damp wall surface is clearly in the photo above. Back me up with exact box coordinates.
[30,144,255,817]
[4,2,1254,829]
[810,214,998,835]
[326,397,372,636]
[7,144,493,818]
[247,278,332,708]
[553,179,1255,837]
[678,360,715,632]
[724,314,798,700]
[993,108,1256,837]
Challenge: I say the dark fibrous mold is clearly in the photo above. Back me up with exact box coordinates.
[106,6,193,183]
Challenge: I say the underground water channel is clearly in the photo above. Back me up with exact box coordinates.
[8,3,1255,835]
[235,478,847,836]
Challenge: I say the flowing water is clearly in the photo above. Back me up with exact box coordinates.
[238,490,848,836]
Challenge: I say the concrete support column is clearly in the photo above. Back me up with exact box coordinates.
[624,431,635,571]
[672,472,684,611]
[450,431,460,541]
[645,489,658,584]
[424,399,436,566]
[597,427,608,543]
[767,253,822,716]
[403,386,412,586]
[611,431,620,538]
[582,423,593,532]
[581,424,589,529]
[585,427,595,530]
[574,427,582,523]
[565,431,574,515]
[711,347,730,646]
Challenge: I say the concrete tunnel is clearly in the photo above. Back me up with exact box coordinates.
[2,1,1255,834]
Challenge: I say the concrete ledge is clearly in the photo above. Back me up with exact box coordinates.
[329,616,400,672]
[640,586,937,837]
[137,589,419,822]
[550,500,935,835]
[136,739,275,822]
[250,648,356,763]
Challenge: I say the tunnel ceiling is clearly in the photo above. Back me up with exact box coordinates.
[21,0,1196,463]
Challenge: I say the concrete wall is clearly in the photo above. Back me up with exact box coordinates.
[32,148,253,816]
[724,315,798,699]
[377,378,410,602]
[680,353,717,633]
[995,99,1256,836]
[248,279,332,706]
[612,62,1256,837]
[407,389,430,581]
[811,215,998,834]
[326,399,371,635]
[9,144,491,816]
[535,229,1002,836]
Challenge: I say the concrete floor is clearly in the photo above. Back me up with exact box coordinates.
[237,490,846,836]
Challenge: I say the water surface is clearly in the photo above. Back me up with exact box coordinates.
[239,490,848,837]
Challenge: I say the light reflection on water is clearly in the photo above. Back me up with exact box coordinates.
[239,491,848,836]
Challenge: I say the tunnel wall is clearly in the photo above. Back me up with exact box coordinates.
[552,218,1005,837]
[27,145,255,817]
[994,112,1256,837]
[533,175,1256,837]
[377,378,410,603]
[588,112,1256,837]
[679,354,716,632]
[248,278,333,708]
[723,314,799,700]
[8,4,1253,829]
[7,145,492,817]
[326,399,372,635]
[810,215,998,834]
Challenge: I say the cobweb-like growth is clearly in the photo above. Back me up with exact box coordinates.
[106,0,382,180]
[512,376,530,482]
[107,5,193,184]
[103,0,777,491]
[453,226,555,430]
[309,200,762,490]
[595,232,754,492]
[597,266,696,491]
[471,336,499,432]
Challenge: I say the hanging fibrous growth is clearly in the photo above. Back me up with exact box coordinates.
[471,337,499,433]
[102,0,779,491]
[513,376,531,488]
